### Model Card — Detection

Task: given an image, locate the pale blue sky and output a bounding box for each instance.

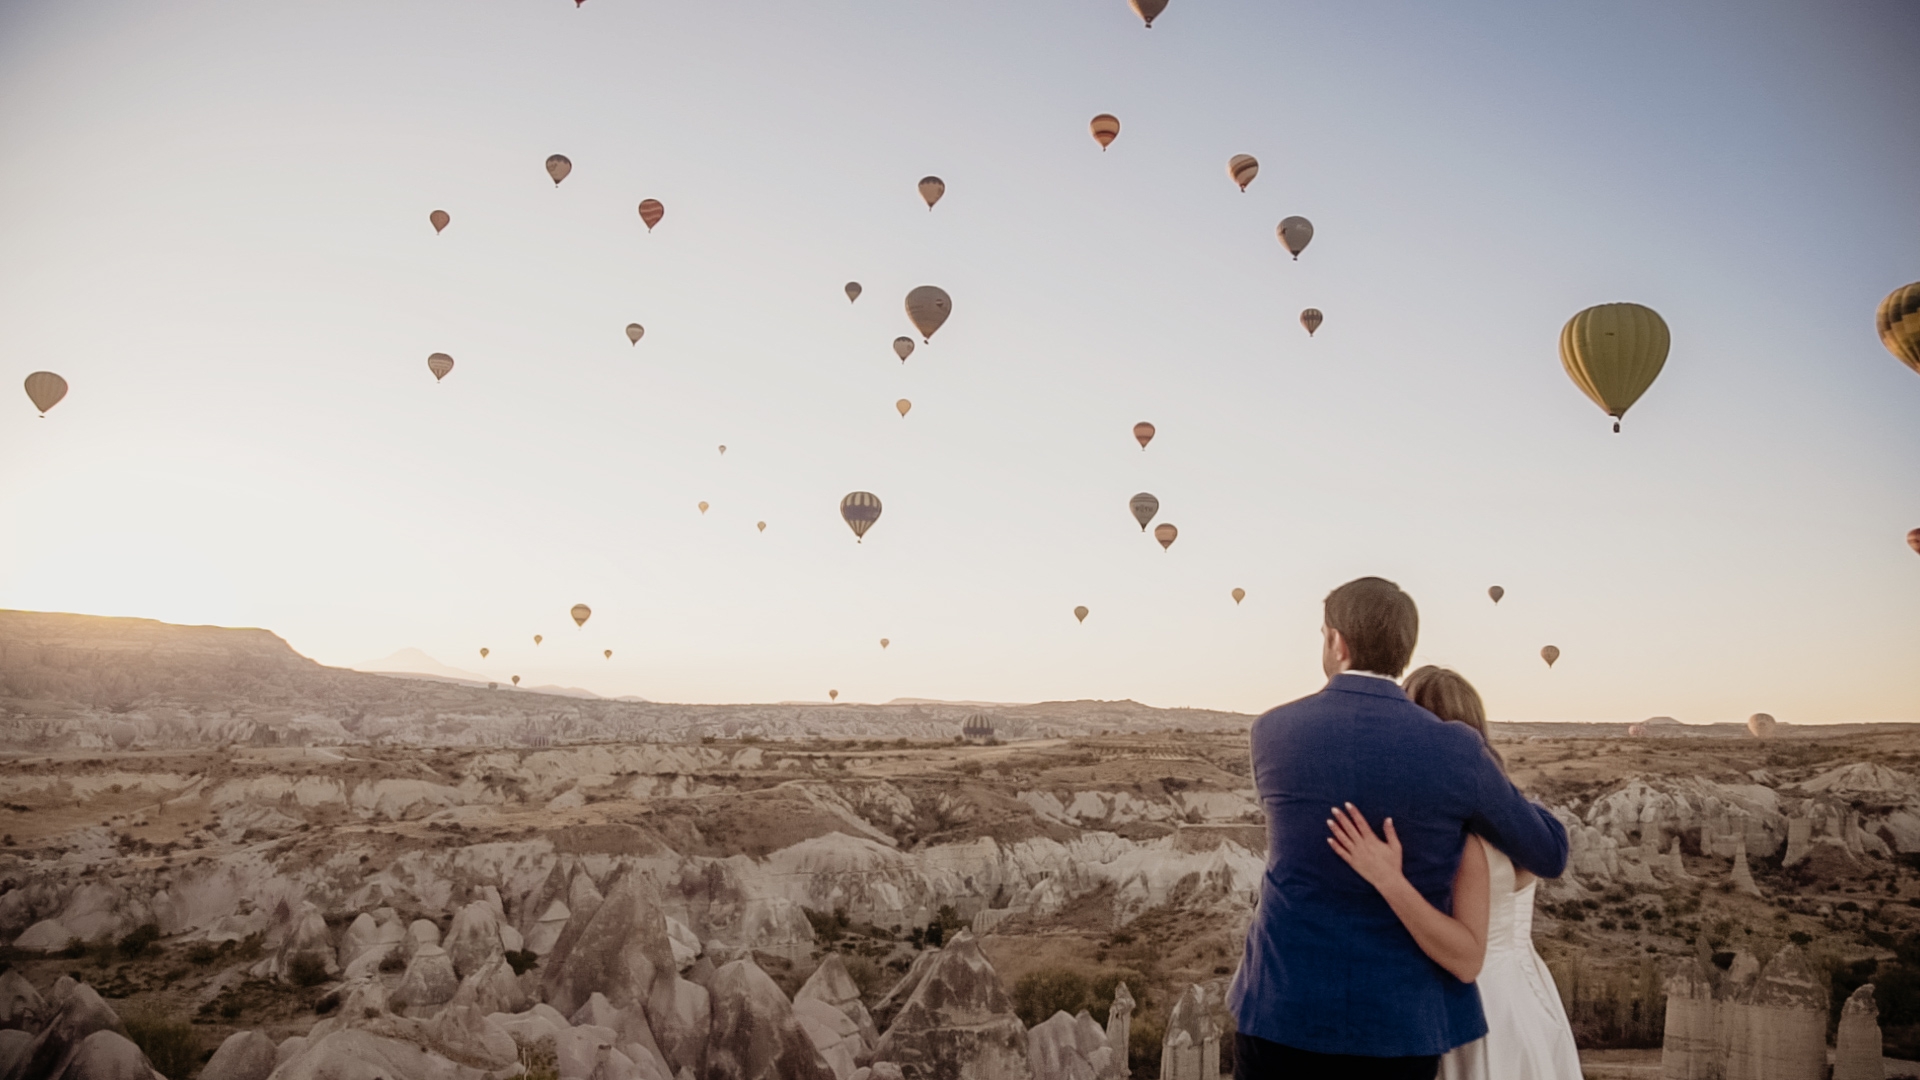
[1,1,1916,720]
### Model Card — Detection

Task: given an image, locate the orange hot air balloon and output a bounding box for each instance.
[1540,646,1560,668]
[638,199,664,231]
[24,372,68,415]
[571,604,591,627]
[841,491,882,542]
[1228,154,1258,191]
[1090,114,1120,150]
[1300,309,1323,337]
[1074,606,1089,623]
[430,210,450,233]
[533,635,543,645]
[1130,0,1168,27]
[427,353,454,381]
[698,502,709,514]
[1154,523,1178,550]
[546,155,572,185]
[1231,588,1246,605]
[846,282,862,303]
[1277,216,1314,259]
[512,675,521,686]
[893,337,915,363]
[480,647,490,659]
[1133,422,1155,449]
[627,324,644,345]
[918,176,945,209]
[828,689,839,701]
[879,638,890,649]
[757,521,767,532]
[604,649,613,659]
[896,399,912,417]
[905,286,952,341]
[1488,586,1505,604]
[1129,492,1159,531]
[1909,528,1920,555]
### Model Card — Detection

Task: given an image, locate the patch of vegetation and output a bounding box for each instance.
[504,949,540,975]
[185,943,219,966]
[379,950,407,974]
[288,952,331,987]
[1831,931,1920,1058]
[805,907,852,944]
[518,1036,560,1080]
[117,923,161,959]
[124,1011,201,1080]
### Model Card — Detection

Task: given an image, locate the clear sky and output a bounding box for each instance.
[1,1,1916,721]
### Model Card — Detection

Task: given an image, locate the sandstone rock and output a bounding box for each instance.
[870,948,941,1034]
[871,931,1031,1080]
[0,970,45,1031]
[705,959,835,1080]
[1160,986,1216,1080]
[396,944,460,1009]
[1747,944,1826,1079]
[1103,984,1132,1079]
[274,1036,307,1067]
[795,997,866,1080]
[0,1032,30,1080]
[797,953,880,1047]
[423,1005,517,1071]
[449,954,527,1015]
[268,1028,483,1080]
[55,1030,159,1080]
[647,976,711,1080]
[1730,837,1762,898]
[1835,983,1883,1080]
[200,1030,277,1080]
[14,919,77,952]
[666,917,701,971]
[7,981,126,1080]
[527,899,571,956]
[444,900,507,978]
[549,1021,621,1080]
[543,868,608,982]
[1028,1011,1102,1080]
[409,918,442,952]
[546,871,704,1076]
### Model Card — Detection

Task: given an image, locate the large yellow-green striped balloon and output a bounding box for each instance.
[1559,303,1670,433]
[1877,283,1920,376]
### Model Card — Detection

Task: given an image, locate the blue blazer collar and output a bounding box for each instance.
[1327,673,1408,699]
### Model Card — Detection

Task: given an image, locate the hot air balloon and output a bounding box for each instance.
[1300,309,1323,337]
[430,210,450,233]
[718,445,727,455]
[533,635,543,646]
[1129,0,1168,26]
[512,675,521,686]
[757,521,767,532]
[1559,303,1670,433]
[1228,155,1258,191]
[905,286,951,342]
[698,502,709,514]
[571,604,591,627]
[829,689,839,701]
[846,282,862,303]
[1277,216,1314,259]
[1074,606,1089,623]
[627,324,644,345]
[1540,646,1560,668]
[545,155,572,185]
[918,177,945,209]
[427,353,454,381]
[1747,713,1777,739]
[896,399,912,417]
[1129,492,1159,531]
[480,647,490,659]
[605,649,613,659]
[1231,588,1246,605]
[1876,283,1920,376]
[893,337,915,362]
[1488,586,1505,604]
[1909,528,1920,555]
[841,492,882,542]
[23,372,67,415]
[1133,422,1155,449]
[638,199,664,231]
[1090,114,1120,150]
[879,638,890,649]
[1154,523,1178,550]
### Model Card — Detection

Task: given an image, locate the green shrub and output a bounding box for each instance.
[1012,968,1089,1028]
[379,950,407,974]
[504,949,540,976]
[519,1036,560,1080]
[842,955,882,1004]
[287,953,330,987]
[185,943,219,966]
[124,1012,201,1079]
[118,923,161,958]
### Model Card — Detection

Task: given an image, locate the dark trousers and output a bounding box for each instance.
[1234,1032,1440,1080]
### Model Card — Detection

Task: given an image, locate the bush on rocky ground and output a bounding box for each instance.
[125,1010,202,1080]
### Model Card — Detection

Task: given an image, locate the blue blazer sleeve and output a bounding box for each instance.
[1463,745,1569,878]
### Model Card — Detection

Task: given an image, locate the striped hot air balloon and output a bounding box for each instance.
[430,210,450,233]
[840,491,882,542]
[1133,422,1155,449]
[427,353,454,381]
[1154,523,1178,550]
[1560,302,1670,433]
[1300,309,1324,337]
[23,372,67,415]
[918,177,945,209]
[638,199,664,231]
[1877,282,1920,376]
[1228,155,1258,191]
[1129,492,1159,531]
[1090,114,1120,150]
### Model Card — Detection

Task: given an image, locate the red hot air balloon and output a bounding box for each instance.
[1133,422,1155,449]
[638,199,664,231]
[1153,523,1178,550]
[1908,528,1920,555]
[430,210,450,233]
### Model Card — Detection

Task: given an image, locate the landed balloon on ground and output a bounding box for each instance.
[571,604,591,627]
[1074,606,1089,623]
[1133,422,1155,449]
[1559,302,1670,433]
[626,323,644,345]
[1129,492,1159,531]
[896,399,911,417]
[1877,282,1920,376]
[427,353,454,381]
[1540,645,1560,668]
[893,337,915,362]
[1277,216,1314,259]
[841,491,882,542]
[637,199,664,232]
[845,282,862,303]
[1300,309,1323,337]
[918,177,945,209]
[1154,523,1178,550]
[430,210,450,233]
[905,286,952,341]
[1129,0,1168,27]
[1488,586,1504,604]
[1747,713,1777,739]
[1090,114,1120,150]
[23,372,67,415]
[545,155,572,185]
[1228,155,1258,191]
[1232,588,1246,605]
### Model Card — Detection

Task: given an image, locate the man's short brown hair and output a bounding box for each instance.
[1324,577,1419,677]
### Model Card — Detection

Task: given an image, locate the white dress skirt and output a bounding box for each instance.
[1439,843,1584,1080]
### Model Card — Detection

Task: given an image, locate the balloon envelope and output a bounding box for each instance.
[841,491,882,541]
[1129,492,1159,530]
[845,282,862,303]
[512,675,520,685]
[905,286,952,341]
[1231,587,1246,605]
[638,199,664,231]
[571,604,591,627]
[829,689,838,701]
[1129,0,1168,26]
[23,371,67,415]
[427,353,454,381]
[1747,713,1777,739]
[918,176,945,209]
[698,501,709,514]
[1228,154,1258,191]
[1154,523,1178,550]
[1074,606,1089,623]
[879,638,889,649]
[533,635,543,645]
[627,324,644,344]
[1277,216,1314,259]
[1488,586,1504,604]
[545,155,572,185]
[1876,282,1920,376]
[1090,114,1120,149]
[1300,309,1323,337]
[893,337,915,362]
[718,445,726,455]
[605,650,613,659]
[896,399,912,417]
[1133,422,1155,449]
[757,521,767,532]
[480,648,489,658]
[1909,528,1920,555]
[1540,645,1560,668]
[1559,302,1670,432]
[430,210,450,233]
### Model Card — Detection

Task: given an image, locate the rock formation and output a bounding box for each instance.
[798,953,881,1048]
[871,932,1032,1080]
[200,1030,278,1080]
[1658,945,1827,1080]
[1833,984,1883,1080]
[1026,1010,1115,1080]
[1158,986,1216,1080]
[1728,837,1762,899]
[705,959,836,1080]
[1103,984,1132,1079]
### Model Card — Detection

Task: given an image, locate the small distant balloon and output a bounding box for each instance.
[545,154,572,186]
[479,647,490,659]
[1090,114,1120,150]
[627,324,645,345]
[1877,282,1920,376]
[718,445,727,456]
[846,282,862,304]
[1540,645,1560,668]
[1747,712,1777,739]
[533,635,543,646]
[604,649,613,660]
[1129,492,1159,531]
[1909,528,1920,555]
[1129,0,1168,26]
[430,210,450,233]
[1300,309,1323,337]
[698,501,710,514]
[427,353,454,382]
[1133,422,1155,449]
[24,372,67,415]
[905,286,952,341]
[879,638,890,650]
[893,337,915,363]
[896,399,912,417]
[1228,154,1258,191]
[637,199,664,232]
[1153,523,1178,550]
[756,521,767,532]
[571,604,591,627]
[841,491,882,542]
[918,176,945,210]
[828,689,839,701]
[1074,606,1089,623]
[1232,587,1246,605]
[1488,586,1505,604]
[1277,216,1314,259]
[512,675,521,686]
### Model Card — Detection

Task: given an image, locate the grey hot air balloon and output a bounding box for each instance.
[1228,155,1258,191]
[427,353,454,382]
[1540,645,1560,668]
[841,491,882,542]
[1074,606,1089,623]
[845,282,862,303]
[627,324,645,345]
[1129,0,1168,26]
[1129,493,1159,531]
[918,177,945,209]
[546,155,572,185]
[893,337,915,363]
[905,286,951,342]
[1488,586,1504,604]
[430,210,450,233]
[24,372,67,415]
[1277,216,1314,259]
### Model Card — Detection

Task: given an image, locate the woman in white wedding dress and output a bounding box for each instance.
[1326,666,1583,1080]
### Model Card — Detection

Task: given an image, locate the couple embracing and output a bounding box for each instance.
[1228,577,1581,1080]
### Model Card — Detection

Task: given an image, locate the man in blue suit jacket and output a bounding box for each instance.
[1228,577,1568,1079]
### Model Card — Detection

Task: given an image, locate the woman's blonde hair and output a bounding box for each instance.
[1403,665,1503,770]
